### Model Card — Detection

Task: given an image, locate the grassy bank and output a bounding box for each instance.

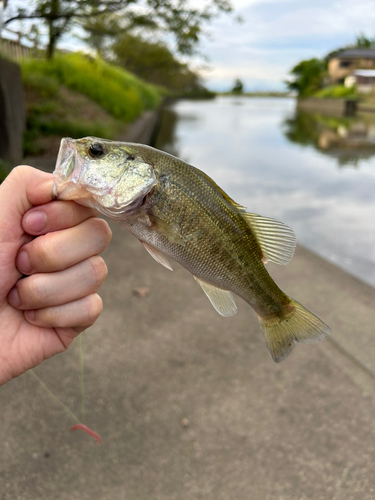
[21,53,161,156]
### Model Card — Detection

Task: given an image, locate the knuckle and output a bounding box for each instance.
[87,256,108,285]
[89,218,112,249]
[26,276,48,305]
[32,234,60,270]
[12,165,32,177]
[84,294,103,325]
[34,306,55,327]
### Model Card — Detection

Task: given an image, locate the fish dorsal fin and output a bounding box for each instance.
[242,213,296,265]
[192,166,246,211]
[193,276,237,317]
[141,241,173,271]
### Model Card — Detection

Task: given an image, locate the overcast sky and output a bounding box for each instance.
[4,0,375,92]
[198,0,375,91]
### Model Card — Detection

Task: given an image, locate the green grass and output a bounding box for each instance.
[21,53,161,122]
[20,53,162,155]
[314,85,358,99]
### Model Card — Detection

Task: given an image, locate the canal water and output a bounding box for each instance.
[154,96,375,288]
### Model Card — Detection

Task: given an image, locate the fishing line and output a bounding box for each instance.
[28,336,102,444]
[78,335,86,424]
[29,368,80,424]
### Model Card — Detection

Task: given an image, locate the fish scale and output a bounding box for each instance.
[148,163,280,311]
[53,137,331,363]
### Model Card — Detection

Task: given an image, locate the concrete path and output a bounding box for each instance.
[1,120,375,499]
[1,217,375,500]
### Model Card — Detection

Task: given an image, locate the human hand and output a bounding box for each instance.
[0,166,112,386]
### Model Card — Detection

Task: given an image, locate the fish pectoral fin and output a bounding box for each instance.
[193,276,237,317]
[148,214,185,246]
[141,241,173,271]
[241,212,296,265]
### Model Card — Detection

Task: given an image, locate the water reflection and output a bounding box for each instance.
[283,109,375,167]
[153,97,375,288]
[154,106,180,158]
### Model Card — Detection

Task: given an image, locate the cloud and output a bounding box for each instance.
[198,0,375,90]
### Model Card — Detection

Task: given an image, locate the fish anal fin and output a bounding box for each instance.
[193,276,237,317]
[141,241,173,271]
[258,298,331,363]
[242,213,296,266]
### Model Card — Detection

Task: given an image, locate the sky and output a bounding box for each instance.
[3,0,375,92]
[195,0,375,91]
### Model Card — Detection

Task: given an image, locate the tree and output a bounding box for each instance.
[112,32,203,93]
[81,11,158,58]
[231,78,243,93]
[354,33,375,49]
[286,58,327,97]
[4,0,233,59]
[0,0,8,36]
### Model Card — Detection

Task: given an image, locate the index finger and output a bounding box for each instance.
[22,201,99,236]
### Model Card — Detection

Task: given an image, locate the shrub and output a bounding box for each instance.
[21,69,59,98]
[314,85,358,99]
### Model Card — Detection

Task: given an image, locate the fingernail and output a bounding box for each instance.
[17,250,31,275]
[25,310,35,321]
[24,210,46,234]
[8,287,21,307]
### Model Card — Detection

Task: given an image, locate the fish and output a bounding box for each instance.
[53,137,331,363]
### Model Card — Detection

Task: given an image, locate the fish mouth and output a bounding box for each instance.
[53,137,90,203]
[53,137,157,215]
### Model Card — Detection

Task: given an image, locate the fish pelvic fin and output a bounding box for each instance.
[258,298,331,363]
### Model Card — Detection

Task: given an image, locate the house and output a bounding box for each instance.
[328,49,375,84]
[345,69,375,93]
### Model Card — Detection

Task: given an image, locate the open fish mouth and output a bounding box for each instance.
[52,137,89,202]
[53,137,158,214]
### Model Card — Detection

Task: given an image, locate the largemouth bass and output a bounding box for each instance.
[53,137,330,362]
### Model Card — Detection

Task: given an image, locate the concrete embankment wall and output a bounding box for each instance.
[297,97,357,116]
[0,58,25,165]
[116,109,160,145]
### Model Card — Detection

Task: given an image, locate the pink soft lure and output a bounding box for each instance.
[71,424,102,444]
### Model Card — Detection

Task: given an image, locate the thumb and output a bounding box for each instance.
[0,166,54,302]
[0,166,54,242]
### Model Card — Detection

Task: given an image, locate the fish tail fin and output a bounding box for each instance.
[258,298,331,363]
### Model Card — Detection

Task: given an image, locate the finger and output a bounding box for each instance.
[22,201,98,236]
[24,293,103,329]
[16,217,112,275]
[8,256,108,310]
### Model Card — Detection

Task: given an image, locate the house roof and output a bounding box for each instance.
[329,49,375,60]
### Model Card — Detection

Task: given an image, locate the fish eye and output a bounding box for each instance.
[88,143,105,159]
[128,154,135,161]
